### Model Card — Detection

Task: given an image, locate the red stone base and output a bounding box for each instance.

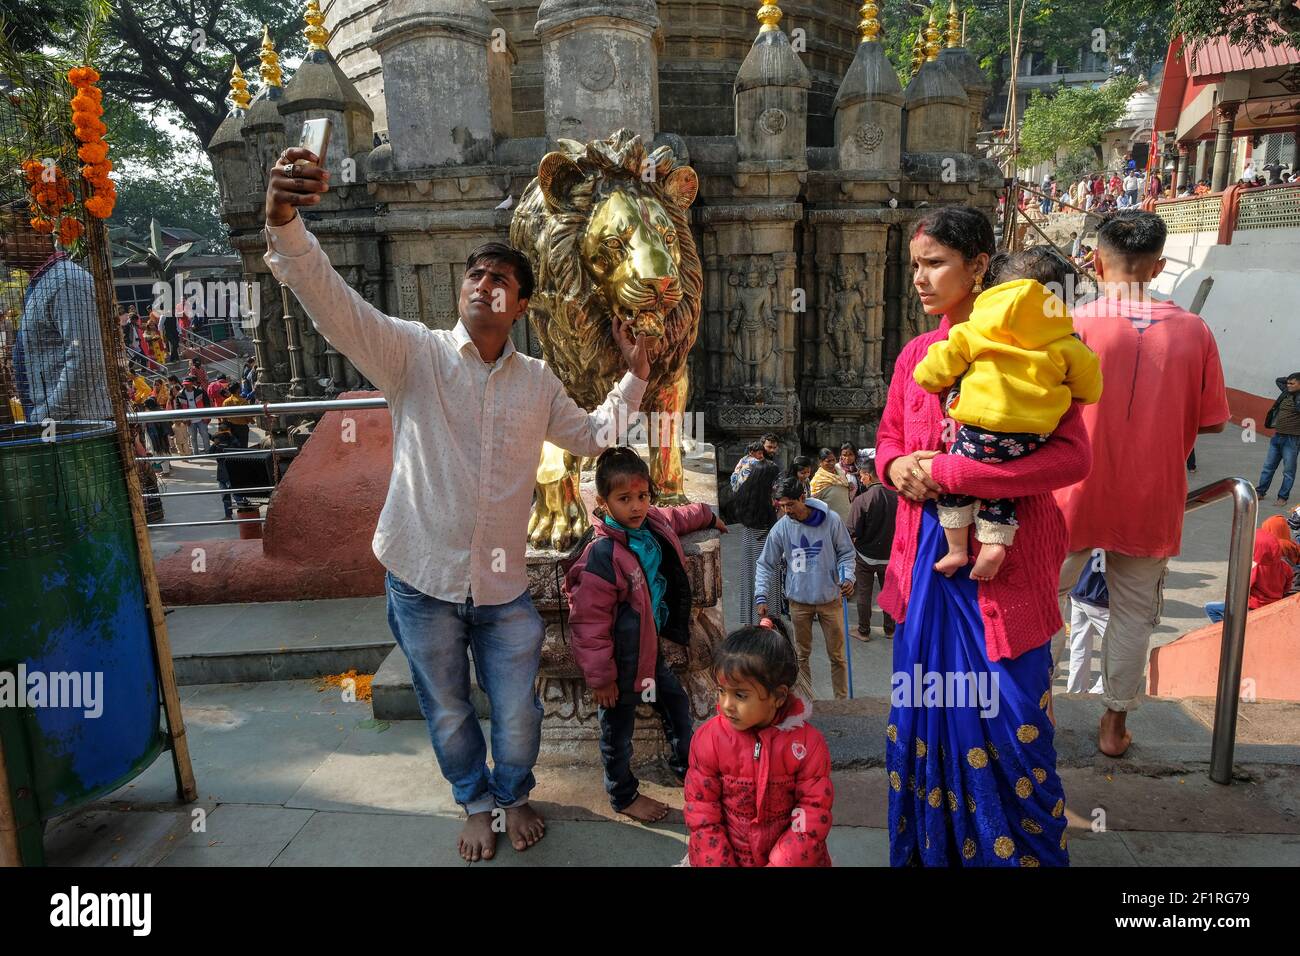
[1148,593,1300,702]
[156,391,390,605]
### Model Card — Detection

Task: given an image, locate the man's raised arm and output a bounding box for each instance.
[262,147,424,395]
[544,315,652,457]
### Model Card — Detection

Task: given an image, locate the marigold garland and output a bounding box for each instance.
[21,158,73,235]
[67,64,116,220]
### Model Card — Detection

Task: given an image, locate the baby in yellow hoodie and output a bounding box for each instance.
[913,247,1103,581]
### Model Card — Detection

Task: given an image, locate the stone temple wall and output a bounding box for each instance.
[211,0,1001,486]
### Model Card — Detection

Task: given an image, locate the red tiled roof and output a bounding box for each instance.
[1184,33,1300,78]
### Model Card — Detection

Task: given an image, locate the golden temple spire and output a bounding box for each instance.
[924,10,941,62]
[259,25,282,88]
[858,1,880,44]
[757,2,782,33]
[946,0,960,48]
[910,32,924,76]
[229,62,251,110]
[304,0,330,52]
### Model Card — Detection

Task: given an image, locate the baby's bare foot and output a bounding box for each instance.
[970,543,1007,581]
[933,549,968,577]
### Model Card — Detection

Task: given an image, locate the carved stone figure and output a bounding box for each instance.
[826,263,868,386]
[510,129,702,550]
[728,258,779,399]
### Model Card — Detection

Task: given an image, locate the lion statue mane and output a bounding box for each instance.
[510,129,703,550]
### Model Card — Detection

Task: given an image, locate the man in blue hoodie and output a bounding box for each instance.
[755,475,856,698]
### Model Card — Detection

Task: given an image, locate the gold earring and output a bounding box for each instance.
[972,278,983,294]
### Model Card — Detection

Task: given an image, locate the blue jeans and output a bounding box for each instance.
[1205,601,1225,623]
[1258,432,1300,501]
[385,572,545,815]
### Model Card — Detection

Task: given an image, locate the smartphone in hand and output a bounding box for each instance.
[298,117,331,169]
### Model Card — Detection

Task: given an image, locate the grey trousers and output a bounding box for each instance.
[1054,549,1168,711]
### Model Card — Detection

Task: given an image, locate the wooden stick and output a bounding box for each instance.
[85,215,198,803]
[0,731,21,866]
[1013,203,1077,258]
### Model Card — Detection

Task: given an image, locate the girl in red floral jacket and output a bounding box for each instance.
[565,447,725,823]
[684,625,834,866]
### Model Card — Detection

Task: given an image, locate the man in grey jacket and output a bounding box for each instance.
[3,200,111,425]
[755,475,856,698]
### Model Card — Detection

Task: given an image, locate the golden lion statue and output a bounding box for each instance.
[511,129,702,550]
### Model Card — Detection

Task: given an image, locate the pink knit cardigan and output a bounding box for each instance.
[875,318,1093,661]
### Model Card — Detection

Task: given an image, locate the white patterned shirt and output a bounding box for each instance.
[264,215,646,605]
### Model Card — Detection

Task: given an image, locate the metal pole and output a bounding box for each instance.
[128,396,389,423]
[1184,477,1258,784]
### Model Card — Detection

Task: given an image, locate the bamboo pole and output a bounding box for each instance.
[84,201,197,804]
[1004,0,1029,178]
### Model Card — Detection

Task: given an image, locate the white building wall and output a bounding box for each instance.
[1152,225,1300,406]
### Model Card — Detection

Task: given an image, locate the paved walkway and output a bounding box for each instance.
[44,680,1300,867]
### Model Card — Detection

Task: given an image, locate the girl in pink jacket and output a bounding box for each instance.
[684,625,834,866]
[564,447,725,822]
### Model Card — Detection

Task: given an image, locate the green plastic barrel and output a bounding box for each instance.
[0,421,166,861]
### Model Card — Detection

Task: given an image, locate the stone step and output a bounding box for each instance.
[164,598,394,685]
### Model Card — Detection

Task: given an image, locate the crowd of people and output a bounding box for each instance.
[117,301,192,365]
[725,435,901,702]
[122,348,259,519]
[1028,163,1162,217]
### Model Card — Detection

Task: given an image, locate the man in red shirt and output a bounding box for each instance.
[1054,211,1230,757]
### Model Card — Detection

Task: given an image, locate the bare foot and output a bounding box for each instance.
[970,542,1006,581]
[458,811,497,862]
[619,793,670,823]
[933,549,969,577]
[1098,709,1132,757]
[504,803,546,851]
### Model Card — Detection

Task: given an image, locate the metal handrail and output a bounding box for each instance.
[128,395,388,424]
[129,397,384,532]
[125,345,168,374]
[1184,477,1258,785]
[179,326,242,377]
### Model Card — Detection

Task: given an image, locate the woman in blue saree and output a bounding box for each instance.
[875,207,1092,866]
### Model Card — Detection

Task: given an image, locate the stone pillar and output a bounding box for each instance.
[535,0,659,146]
[936,3,991,154]
[804,212,890,451]
[832,3,902,178]
[1211,102,1239,192]
[902,14,968,156]
[1176,143,1190,192]
[207,64,258,220]
[369,0,514,172]
[734,3,810,166]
